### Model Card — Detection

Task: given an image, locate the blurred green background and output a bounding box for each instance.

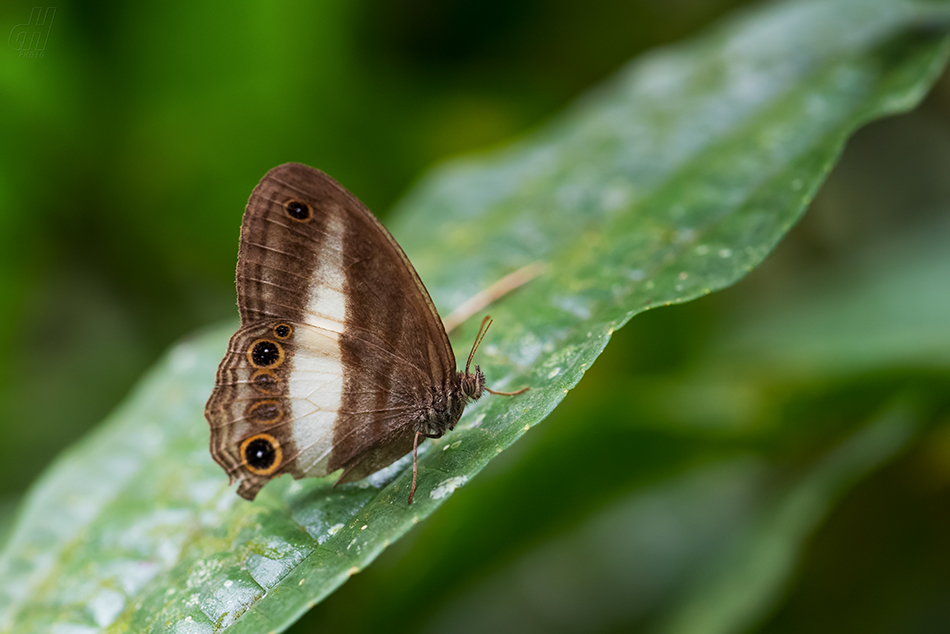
[2,1,949,632]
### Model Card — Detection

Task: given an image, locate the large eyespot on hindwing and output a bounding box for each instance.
[247,339,284,369]
[284,199,312,222]
[245,399,283,426]
[240,433,282,476]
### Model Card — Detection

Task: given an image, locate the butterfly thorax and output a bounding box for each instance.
[418,366,485,438]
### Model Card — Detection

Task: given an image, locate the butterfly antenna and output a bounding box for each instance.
[465,315,493,374]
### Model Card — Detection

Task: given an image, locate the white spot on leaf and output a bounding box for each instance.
[429,476,469,500]
[88,589,125,627]
[171,615,213,634]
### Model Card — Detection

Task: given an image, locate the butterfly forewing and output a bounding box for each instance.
[205,163,457,500]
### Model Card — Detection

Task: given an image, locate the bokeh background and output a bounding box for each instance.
[2,1,950,632]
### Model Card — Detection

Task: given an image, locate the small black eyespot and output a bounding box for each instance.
[252,370,282,394]
[285,199,312,221]
[247,400,282,425]
[274,324,292,339]
[245,437,277,470]
[250,339,282,367]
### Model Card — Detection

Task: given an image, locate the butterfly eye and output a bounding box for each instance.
[247,339,284,368]
[245,399,283,425]
[273,324,292,339]
[284,199,312,222]
[251,369,283,395]
[240,434,282,475]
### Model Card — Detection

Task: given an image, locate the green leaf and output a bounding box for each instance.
[2,1,948,632]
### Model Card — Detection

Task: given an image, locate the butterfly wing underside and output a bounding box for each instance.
[205,163,456,500]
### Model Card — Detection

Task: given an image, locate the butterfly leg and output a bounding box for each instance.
[407,429,450,505]
[486,386,529,396]
[407,431,423,505]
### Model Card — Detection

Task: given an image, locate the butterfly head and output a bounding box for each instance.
[459,366,486,402]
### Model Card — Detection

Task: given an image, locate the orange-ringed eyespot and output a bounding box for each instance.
[273,323,292,339]
[240,434,282,475]
[284,199,312,222]
[247,339,284,368]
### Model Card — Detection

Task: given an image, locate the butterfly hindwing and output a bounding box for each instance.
[205,320,317,499]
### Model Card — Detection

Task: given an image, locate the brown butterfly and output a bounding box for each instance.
[205,163,526,504]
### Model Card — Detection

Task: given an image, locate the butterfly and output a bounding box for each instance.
[205,163,527,504]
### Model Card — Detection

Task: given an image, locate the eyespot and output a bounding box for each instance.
[247,339,284,368]
[246,399,283,425]
[273,324,292,339]
[284,199,312,222]
[240,433,282,476]
[251,369,282,395]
